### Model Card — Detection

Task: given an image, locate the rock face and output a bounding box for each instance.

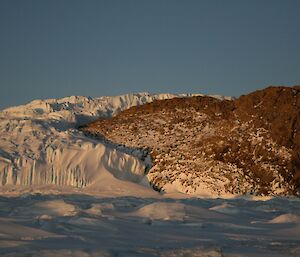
[81,86,300,196]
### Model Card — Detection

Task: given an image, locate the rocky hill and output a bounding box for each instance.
[81,86,300,196]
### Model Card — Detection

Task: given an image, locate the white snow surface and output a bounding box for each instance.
[0,195,299,256]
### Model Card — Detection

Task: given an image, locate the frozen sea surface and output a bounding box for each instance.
[0,194,299,257]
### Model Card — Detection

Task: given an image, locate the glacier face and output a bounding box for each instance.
[0,93,184,189]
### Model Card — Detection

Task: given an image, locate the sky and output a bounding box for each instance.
[0,0,300,109]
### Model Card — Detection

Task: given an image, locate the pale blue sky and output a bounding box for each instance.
[1,0,300,109]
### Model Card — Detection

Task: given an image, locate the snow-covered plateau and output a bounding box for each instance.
[0,92,299,256]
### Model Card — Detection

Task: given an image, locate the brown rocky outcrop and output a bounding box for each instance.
[80,86,300,196]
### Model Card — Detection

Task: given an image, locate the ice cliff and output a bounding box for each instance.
[0,93,186,188]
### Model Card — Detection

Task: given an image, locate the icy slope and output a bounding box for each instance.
[0,93,185,189]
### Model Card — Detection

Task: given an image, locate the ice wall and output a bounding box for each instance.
[0,93,182,188]
[0,141,146,187]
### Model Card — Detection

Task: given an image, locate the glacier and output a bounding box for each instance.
[0,93,188,189]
